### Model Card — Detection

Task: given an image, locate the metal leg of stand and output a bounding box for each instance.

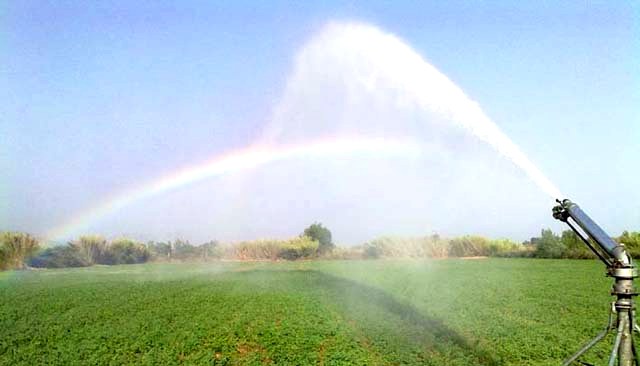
[563,305,615,366]
[620,311,635,366]
[632,328,639,366]
[630,311,639,366]
[562,328,611,366]
[609,315,626,366]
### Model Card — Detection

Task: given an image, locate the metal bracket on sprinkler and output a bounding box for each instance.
[553,199,639,366]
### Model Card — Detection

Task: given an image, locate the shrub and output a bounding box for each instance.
[146,239,217,261]
[107,239,150,264]
[363,236,431,258]
[448,236,491,257]
[225,236,319,260]
[359,235,526,259]
[0,232,40,270]
[172,239,199,260]
[29,245,91,268]
[485,239,520,257]
[278,236,319,260]
[322,246,365,260]
[200,241,223,260]
[30,237,150,268]
[422,234,450,258]
[69,235,108,265]
[363,242,383,259]
[148,241,172,260]
[230,239,282,260]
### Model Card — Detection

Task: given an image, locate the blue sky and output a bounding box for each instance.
[1,1,638,243]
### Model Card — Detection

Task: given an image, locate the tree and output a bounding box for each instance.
[618,231,640,248]
[560,230,582,250]
[303,223,334,254]
[200,240,221,260]
[618,231,640,257]
[534,229,564,258]
[560,230,593,259]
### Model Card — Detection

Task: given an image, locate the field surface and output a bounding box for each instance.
[0,259,618,365]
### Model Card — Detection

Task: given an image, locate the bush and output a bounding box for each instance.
[278,236,319,260]
[448,236,491,257]
[230,239,282,260]
[322,246,365,260]
[106,239,150,264]
[363,242,383,259]
[69,235,108,265]
[0,232,40,270]
[486,239,523,257]
[29,245,91,268]
[148,241,172,260]
[360,234,523,259]
[171,240,198,260]
[146,239,218,261]
[422,234,450,258]
[362,236,435,258]
[200,241,223,260]
[225,236,319,260]
[30,237,150,268]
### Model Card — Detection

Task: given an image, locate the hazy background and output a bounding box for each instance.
[1,1,638,244]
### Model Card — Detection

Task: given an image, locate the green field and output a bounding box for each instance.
[0,259,619,365]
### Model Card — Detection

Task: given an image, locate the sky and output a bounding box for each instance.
[1,1,638,244]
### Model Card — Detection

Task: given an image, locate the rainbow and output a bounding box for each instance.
[45,136,422,242]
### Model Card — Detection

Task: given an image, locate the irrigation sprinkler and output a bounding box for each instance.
[553,199,638,366]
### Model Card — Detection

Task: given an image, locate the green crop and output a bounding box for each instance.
[0,259,617,365]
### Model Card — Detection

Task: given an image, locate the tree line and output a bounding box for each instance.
[0,223,335,270]
[528,229,640,259]
[1,225,639,270]
[355,230,640,260]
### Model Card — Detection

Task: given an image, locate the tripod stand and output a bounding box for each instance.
[563,268,639,366]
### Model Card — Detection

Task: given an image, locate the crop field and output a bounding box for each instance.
[0,259,618,365]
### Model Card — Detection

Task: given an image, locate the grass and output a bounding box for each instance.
[0,259,619,365]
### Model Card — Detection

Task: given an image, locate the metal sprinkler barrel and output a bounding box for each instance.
[553,199,638,366]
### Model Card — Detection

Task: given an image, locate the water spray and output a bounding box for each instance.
[553,199,638,366]
[48,22,566,242]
